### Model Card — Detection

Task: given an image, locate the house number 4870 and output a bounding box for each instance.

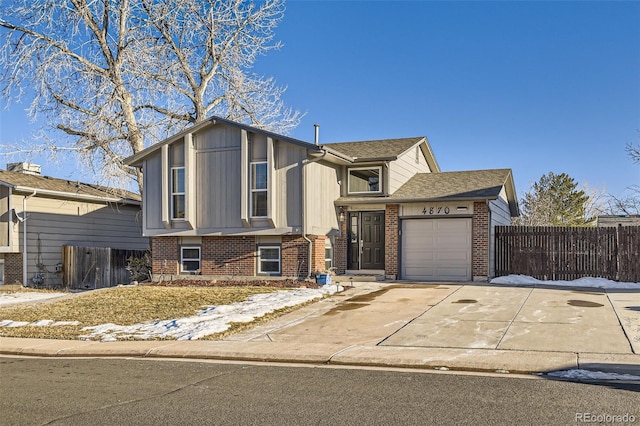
[422,206,450,215]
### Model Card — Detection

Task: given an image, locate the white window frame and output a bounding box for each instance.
[171,167,185,220]
[250,161,268,218]
[347,166,382,194]
[257,245,281,275]
[324,239,333,272]
[180,246,200,273]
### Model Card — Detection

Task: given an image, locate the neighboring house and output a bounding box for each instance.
[124,116,519,282]
[0,163,149,287]
[596,215,640,227]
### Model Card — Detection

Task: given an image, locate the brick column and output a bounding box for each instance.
[385,204,399,278]
[281,235,309,277]
[472,202,489,281]
[311,235,327,274]
[151,237,179,276]
[334,214,348,275]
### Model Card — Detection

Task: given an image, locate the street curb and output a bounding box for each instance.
[2,337,639,376]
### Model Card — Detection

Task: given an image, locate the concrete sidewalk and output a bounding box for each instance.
[1,282,639,376]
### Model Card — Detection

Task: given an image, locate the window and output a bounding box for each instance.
[171,167,185,219]
[258,246,280,274]
[251,162,268,217]
[0,259,4,285]
[325,240,333,272]
[348,167,381,194]
[180,246,200,273]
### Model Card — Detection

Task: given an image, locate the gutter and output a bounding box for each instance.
[22,191,37,287]
[301,149,328,279]
[13,186,140,206]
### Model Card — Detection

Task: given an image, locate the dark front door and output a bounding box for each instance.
[348,211,385,270]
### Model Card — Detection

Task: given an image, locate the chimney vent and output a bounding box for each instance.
[6,162,41,176]
[314,124,320,146]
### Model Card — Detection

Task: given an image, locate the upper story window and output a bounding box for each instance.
[171,167,185,219]
[251,162,268,217]
[348,166,382,194]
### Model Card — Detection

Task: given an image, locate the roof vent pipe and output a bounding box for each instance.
[314,124,319,146]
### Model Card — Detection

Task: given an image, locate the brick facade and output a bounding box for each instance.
[1,253,23,285]
[151,234,327,279]
[201,236,256,276]
[334,215,348,275]
[384,204,399,278]
[472,201,490,280]
[151,236,179,275]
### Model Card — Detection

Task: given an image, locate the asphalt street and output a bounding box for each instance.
[1,357,638,426]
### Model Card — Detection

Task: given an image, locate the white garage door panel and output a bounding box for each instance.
[401,218,472,281]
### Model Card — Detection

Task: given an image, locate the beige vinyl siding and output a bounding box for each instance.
[305,161,341,235]
[143,153,164,231]
[389,143,432,194]
[489,187,512,278]
[196,124,241,150]
[274,142,305,230]
[0,185,10,248]
[14,195,147,287]
[196,148,243,229]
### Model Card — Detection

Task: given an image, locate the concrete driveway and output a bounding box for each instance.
[229,282,640,355]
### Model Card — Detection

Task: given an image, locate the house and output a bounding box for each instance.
[596,215,640,227]
[0,163,149,287]
[124,116,519,282]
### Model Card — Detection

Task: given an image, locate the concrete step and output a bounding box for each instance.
[334,275,385,283]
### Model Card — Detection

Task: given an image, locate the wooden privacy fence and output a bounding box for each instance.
[62,246,148,289]
[495,226,640,282]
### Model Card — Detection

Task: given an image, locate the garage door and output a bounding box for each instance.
[401,218,472,281]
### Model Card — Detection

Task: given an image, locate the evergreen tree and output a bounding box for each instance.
[515,172,594,226]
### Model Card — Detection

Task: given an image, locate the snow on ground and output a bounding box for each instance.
[546,369,640,381]
[79,285,343,342]
[490,275,639,289]
[0,291,67,306]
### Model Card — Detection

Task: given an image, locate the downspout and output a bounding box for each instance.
[301,148,327,279]
[22,191,37,287]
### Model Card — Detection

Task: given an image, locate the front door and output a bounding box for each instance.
[348,211,385,270]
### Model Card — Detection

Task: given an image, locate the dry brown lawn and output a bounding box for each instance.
[0,286,305,340]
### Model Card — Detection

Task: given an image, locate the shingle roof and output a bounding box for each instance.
[323,137,425,160]
[0,170,140,203]
[390,169,513,201]
[335,169,514,205]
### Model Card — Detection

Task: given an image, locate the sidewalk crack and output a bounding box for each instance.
[495,286,535,350]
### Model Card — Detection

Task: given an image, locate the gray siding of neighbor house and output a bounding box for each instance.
[489,187,512,278]
[143,153,164,231]
[305,160,341,236]
[389,144,432,194]
[15,195,147,287]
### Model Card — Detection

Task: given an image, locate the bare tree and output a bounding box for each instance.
[0,0,300,192]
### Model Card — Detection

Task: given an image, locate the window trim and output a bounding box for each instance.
[257,245,281,275]
[324,239,333,272]
[347,166,383,194]
[171,166,185,220]
[180,246,201,273]
[250,161,268,218]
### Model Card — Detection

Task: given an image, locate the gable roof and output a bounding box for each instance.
[322,137,440,171]
[0,170,140,204]
[336,168,519,216]
[125,115,321,167]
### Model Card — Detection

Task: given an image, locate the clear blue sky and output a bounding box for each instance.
[1,0,639,200]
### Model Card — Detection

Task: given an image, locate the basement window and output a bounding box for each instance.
[180,246,200,273]
[258,246,280,275]
[348,167,381,194]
